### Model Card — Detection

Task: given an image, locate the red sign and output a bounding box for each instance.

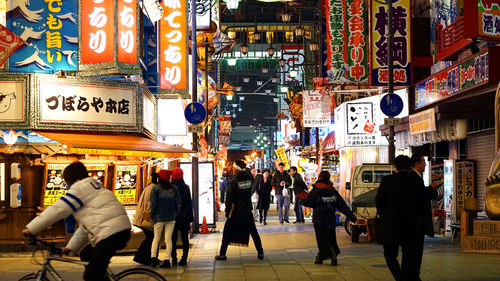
[160,0,188,90]
[0,24,23,66]
[118,0,137,64]
[81,0,114,64]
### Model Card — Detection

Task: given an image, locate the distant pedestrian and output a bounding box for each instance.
[215,160,264,261]
[133,172,159,265]
[290,166,307,223]
[271,163,292,224]
[170,168,194,267]
[150,170,181,268]
[220,174,228,203]
[304,171,357,265]
[251,168,260,221]
[254,168,272,225]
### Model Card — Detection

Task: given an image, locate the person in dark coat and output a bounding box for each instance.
[215,160,264,261]
[408,154,439,280]
[271,163,293,224]
[304,171,357,266]
[290,166,307,223]
[170,168,194,267]
[254,168,272,225]
[376,155,415,280]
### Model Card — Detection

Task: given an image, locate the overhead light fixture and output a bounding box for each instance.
[253,32,261,41]
[262,67,269,74]
[226,111,231,115]
[267,44,276,57]
[243,77,250,83]
[289,70,298,78]
[295,25,304,37]
[265,89,271,94]
[273,97,279,103]
[272,77,280,83]
[281,11,292,23]
[232,114,236,118]
[227,58,237,66]
[235,86,242,91]
[240,43,249,55]
[257,80,263,86]
[232,104,238,108]
[279,58,286,68]
[238,108,242,112]
[280,86,288,93]
[254,139,257,143]
[240,96,245,101]
[226,95,233,101]
[254,129,258,133]
[309,41,319,52]
[226,0,239,10]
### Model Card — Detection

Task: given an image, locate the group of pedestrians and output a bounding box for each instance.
[133,168,194,269]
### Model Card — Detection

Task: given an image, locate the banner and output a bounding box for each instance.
[370,0,412,85]
[7,0,78,73]
[325,0,369,83]
[216,145,228,160]
[302,90,332,128]
[0,24,23,67]
[275,147,290,170]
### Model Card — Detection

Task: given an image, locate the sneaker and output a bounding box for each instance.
[171,257,177,266]
[160,260,171,268]
[215,255,227,260]
[331,256,338,266]
[150,257,160,267]
[178,258,187,266]
[258,253,264,260]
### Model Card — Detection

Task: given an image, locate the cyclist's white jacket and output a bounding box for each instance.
[27,177,131,251]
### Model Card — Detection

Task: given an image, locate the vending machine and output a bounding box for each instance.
[443,160,475,230]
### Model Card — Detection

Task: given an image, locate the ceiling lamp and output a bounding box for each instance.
[243,77,250,83]
[226,0,239,10]
[235,86,242,91]
[226,95,233,101]
[262,67,269,74]
[289,70,298,78]
[295,25,305,37]
[227,58,237,66]
[253,32,261,41]
[281,11,292,23]
[309,40,319,52]
[240,43,249,55]
[278,58,286,68]
[267,44,276,57]
[271,77,279,83]
[256,80,263,86]
[232,114,236,118]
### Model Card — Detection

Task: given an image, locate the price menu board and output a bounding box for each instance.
[43,163,69,206]
[86,164,107,185]
[114,165,139,205]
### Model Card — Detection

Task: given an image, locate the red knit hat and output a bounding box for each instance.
[158,169,172,181]
[171,168,183,180]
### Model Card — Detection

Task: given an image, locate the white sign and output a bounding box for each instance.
[0,81,24,122]
[303,90,332,127]
[40,80,135,125]
[158,99,187,136]
[141,0,164,22]
[180,162,215,226]
[335,89,408,148]
[143,90,156,134]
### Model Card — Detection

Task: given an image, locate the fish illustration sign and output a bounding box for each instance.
[0,80,24,122]
[7,0,78,73]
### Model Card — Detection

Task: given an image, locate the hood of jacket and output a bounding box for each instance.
[235,169,253,182]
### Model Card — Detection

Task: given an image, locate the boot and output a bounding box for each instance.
[331,256,338,266]
[150,257,160,267]
[314,254,322,264]
[160,260,171,268]
[171,257,178,266]
[178,257,187,266]
[215,255,227,260]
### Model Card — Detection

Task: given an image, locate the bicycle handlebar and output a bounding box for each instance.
[25,234,62,255]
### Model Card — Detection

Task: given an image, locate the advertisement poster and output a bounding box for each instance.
[7,0,78,73]
[302,90,332,128]
[44,163,69,206]
[0,24,23,66]
[478,0,500,38]
[443,160,454,214]
[86,163,107,186]
[114,165,138,204]
[431,164,445,217]
[371,0,412,85]
[275,147,290,170]
[0,81,24,122]
[180,162,215,226]
[455,161,475,223]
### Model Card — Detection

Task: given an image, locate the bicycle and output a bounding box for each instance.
[19,235,166,281]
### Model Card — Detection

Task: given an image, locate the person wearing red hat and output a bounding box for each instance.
[150,169,180,268]
[170,167,194,266]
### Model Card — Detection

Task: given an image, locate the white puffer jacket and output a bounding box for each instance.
[27,177,131,252]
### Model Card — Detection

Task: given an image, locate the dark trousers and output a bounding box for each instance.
[314,226,340,261]
[294,199,304,222]
[258,208,268,223]
[383,235,423,281]
[171,221,190,260]
[80,229,130,281]
[133,227,154,265]
[220,213,263,256]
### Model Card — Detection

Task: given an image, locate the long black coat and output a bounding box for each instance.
[171,178,194,230]
[408,169,438,237]
[254,174,272,210]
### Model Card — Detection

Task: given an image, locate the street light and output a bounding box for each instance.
[309,41,319,52]
[278,58,286,68]
[243,77,250,83]
[267,44,276,57]
[253,32,261,41]
[289,70,298,78]
[240,43,249,55]
[227,58,237,66]
[281,11,292,23]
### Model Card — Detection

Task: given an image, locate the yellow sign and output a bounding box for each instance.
[409,108,436,135]
[44,190,67,206]
[115,189,136,204]
[275,147,290,170]
[69,148,164,158]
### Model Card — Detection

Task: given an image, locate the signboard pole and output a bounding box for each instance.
[191,0,200,235]
[387,0,396,163]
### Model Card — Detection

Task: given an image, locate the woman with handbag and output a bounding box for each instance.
[133,172,158,265]
[304,171,357,265]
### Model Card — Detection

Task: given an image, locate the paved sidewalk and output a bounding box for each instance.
[2,217,500,280]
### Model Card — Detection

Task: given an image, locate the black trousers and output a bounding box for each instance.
[314,226,340,261]
[80,229,130,281]
[133,227,154,264]
[220,212,263,255]
[258,208,268,223]
[171,221,190,260]
[383,234,424,281]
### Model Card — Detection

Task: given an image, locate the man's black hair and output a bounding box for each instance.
[410,153,424,168]
[289,166,297,172]
[394,155,411,171]
[63,161,89,187]
[279,162,285,167]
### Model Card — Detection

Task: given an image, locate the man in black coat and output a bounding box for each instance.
[290,166,307,223]
[376,155,414,280]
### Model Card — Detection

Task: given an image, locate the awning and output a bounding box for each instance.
[35,131,194,158]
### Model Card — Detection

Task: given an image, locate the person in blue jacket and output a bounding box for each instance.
[304,171,357,266]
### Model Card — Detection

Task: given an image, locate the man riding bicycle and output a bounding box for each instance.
[23,161,131,281]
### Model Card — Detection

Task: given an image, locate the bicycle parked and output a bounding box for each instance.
[19,235,166,281]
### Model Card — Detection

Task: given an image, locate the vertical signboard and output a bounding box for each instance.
[478,0,500,38]
[43,163,69,206]
[114,165,139,204]
[81,0,114,64]
[325,0,368,83]
[370,0,412,85]
[7,0,78,73]
[159,0,188,91]
[117,0,138,63]
[455,161,475,223]
[303,90,332,127]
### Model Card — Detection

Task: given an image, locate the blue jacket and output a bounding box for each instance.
[150,182,181,224]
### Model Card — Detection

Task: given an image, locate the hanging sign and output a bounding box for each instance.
[7,0,78,73]
[159,0,188,92]
[275,147,290,170]
[478,0,500,39]
[370,0,412,85]
[325,0,369,83]
[0,24,23,67]
[302,90,332,128]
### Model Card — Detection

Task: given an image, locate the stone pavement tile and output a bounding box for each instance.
[180,272,214,281]
[308,271,346,281]
[213,268,245,281]
[244,267,278,280]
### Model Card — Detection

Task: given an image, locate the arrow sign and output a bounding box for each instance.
[184,102,207,125]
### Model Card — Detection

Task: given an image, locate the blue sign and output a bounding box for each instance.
[7,0,78,73]
[380,93,404,117]
[184,102,206,125]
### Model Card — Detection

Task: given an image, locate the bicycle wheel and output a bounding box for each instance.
[112,267,166,281]
[18,273,49,281]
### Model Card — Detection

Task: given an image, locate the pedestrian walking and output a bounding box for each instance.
[170,167,194,266]
[376,155,415,280]
[271,163,292,224]
[255,168,272,225]
[150,169,181,268]
[215,160,264,261]
[23,161,131,281]
[133,172,159,265]
[251,168,260,221]
[290,166,307,223]
[304,171,357,265]
[220,173,228,203]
